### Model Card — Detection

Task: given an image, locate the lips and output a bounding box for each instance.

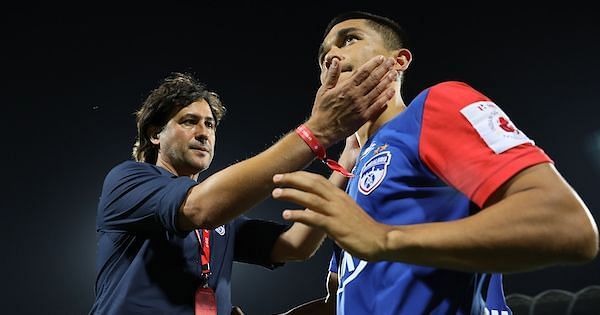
[190,146,210,154]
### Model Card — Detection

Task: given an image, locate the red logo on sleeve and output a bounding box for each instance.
[460,101,533,154]
[498,117,517,133]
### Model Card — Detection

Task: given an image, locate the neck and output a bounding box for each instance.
[355,86,407,147]
[155,156,199,180]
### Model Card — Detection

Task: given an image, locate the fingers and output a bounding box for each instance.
[346,57,395,121]
[352,56,395,91]
[350,55,386,86]
[322,58,341,89]
[272,171,339,215]
[364,69,397,99]
[273,171,332,199]
[361,86,394,121]
[272,186,327,211]
[282,209,328,229]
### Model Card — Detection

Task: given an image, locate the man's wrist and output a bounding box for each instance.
[296,123,354,178]
[303,119,335,148]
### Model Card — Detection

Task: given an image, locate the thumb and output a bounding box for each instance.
[345,133,359,149]
[323,58,341,89]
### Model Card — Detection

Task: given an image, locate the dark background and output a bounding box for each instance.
[2,2,599,314]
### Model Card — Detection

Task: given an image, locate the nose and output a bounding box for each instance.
[195,133,208,145]
[194,125,210,144]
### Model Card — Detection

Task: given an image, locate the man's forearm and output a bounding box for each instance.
[180,131,316,230]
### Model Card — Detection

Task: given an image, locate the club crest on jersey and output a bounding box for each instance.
[358,151,391,195]
[215,225,226,236]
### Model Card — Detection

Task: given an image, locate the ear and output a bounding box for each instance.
[393,48,412,72]
[148,126,162,145]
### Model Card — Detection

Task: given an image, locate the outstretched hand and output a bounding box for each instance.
[272,171,389,261]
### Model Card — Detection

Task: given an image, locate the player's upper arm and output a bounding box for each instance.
[419,81,552,208]
[484,162,598,262]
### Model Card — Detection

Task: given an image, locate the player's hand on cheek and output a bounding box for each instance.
[272,171,389,261]
[307,56,397,146]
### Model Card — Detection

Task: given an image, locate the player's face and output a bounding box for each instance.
[155,99,216,176]
[319,19,392,84]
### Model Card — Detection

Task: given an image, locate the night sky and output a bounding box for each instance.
[2,3,599,314]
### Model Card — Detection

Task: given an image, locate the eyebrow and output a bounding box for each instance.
[180,113,215,122]
[318,27,361,63]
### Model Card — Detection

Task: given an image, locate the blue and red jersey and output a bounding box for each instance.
[330,81,552,314]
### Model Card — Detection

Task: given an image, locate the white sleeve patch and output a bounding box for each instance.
[460,101,534,154]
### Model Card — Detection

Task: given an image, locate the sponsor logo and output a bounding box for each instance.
[460,101,533,154]
[498,116,517,133]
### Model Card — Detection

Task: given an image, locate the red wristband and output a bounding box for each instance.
[295,124,354,178]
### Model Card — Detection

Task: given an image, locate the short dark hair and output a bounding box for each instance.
[132,72,226,164]
[321,11,408,55]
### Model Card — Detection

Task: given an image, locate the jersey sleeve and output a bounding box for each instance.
[233,216,291,269]
[419,81,553,207]
[96,161,197,234]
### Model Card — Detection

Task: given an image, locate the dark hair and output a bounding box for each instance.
[132,72,226,164]
[323,11,409,51]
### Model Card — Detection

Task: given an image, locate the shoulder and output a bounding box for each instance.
[429,80,474,90]
[103,160,165,187]
[108,160,160,177]
[427,81,489,102]
[111,160,153,171]
[417,81,492,116]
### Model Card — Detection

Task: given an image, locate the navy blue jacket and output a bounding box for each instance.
[91,161,288,314]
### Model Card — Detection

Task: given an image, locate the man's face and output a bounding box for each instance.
[155,99,216,176]
[319,19,391,84]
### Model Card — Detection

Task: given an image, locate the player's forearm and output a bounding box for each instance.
[271,223,327,262]
[271,172,350,262]
[380,185,598,272]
